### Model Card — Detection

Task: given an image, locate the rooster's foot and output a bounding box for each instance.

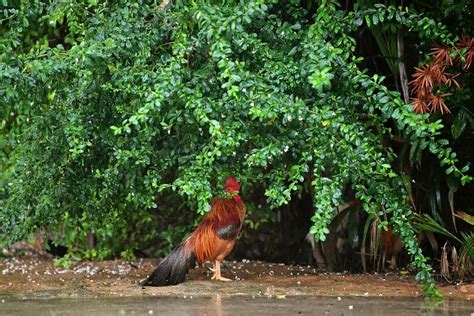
[211,275,232,282]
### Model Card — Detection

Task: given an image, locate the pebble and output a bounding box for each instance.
[349,305,353,310]
[148,310,154,314]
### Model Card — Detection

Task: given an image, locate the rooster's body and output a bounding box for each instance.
[141,177,246,286]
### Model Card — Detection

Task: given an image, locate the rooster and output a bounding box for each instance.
[381,224,402,270]
[141,177,246,286]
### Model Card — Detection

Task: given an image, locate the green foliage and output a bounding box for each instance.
[461,232,474,264]
[415,213,474,273]
[414,214,462,244]
[1,0,471,299]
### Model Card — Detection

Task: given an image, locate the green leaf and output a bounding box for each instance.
[446,166,454,175]
[451,111,467,139]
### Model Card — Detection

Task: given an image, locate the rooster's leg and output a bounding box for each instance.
[211,260,231,282]
[208,261,215,273]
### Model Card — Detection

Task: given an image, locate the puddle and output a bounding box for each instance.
[1,296,473,315]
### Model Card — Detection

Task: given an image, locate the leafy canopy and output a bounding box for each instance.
[1,0,471,298]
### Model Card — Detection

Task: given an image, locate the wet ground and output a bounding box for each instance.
[0,256,473,315]
[1,296,474,315]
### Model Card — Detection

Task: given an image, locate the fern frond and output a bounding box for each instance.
[460,232,474,263]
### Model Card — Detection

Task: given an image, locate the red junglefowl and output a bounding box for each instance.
[141,177,246,286]
[381,224,402,270]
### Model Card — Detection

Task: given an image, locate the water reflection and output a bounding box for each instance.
[0,296,472,315]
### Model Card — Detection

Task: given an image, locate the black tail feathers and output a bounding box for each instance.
[141,243,195,286]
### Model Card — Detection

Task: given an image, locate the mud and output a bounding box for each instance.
[0,256,472,302]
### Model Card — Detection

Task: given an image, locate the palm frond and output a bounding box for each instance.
[413,214,462,244]
[454,211,474,226]
[460,232,474,264]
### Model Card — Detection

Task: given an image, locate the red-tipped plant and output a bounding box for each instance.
[410,37,473,114]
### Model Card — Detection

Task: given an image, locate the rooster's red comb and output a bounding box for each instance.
[225,177,240,189]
